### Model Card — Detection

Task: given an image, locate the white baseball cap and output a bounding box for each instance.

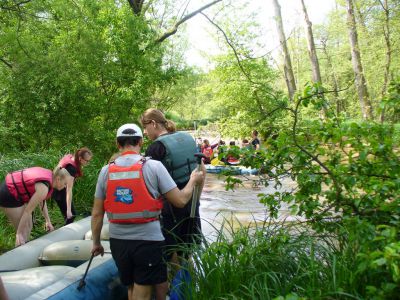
[116,123,143,138]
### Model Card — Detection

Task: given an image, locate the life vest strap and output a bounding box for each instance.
[106,210,161,220]
[10,170,31,202]
[169,159,197,171]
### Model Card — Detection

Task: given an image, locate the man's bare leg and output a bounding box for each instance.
[131,283,152,300]
[154,281,168,300]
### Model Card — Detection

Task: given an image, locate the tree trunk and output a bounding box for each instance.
[300,0,322,84]
[345,0,373,120]
[321,40,342,114]
[127,0,145,15]
[272,0,296,101]
[380,0,392,122]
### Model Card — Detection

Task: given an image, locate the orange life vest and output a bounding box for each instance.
[104,155,163,224]
[58,154,82,177]
[5,167,53,203]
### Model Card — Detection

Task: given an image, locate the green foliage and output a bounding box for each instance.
[222,83,400,298]
[380,79,400,122]
[289,0,400,120]
[0,213,14,254]
[179,220,400,299]
[160,68,213,121]
[193,53,287,141]
[0,0,180,158]
[164,111,214,130]
[1,1,400,297]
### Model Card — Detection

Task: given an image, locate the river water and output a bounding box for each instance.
[199,173,298,241]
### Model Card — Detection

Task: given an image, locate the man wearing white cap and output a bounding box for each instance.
[90,123,205,300]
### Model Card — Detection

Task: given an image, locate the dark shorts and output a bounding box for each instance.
[162,200,202,259]
[52,188,76,224]
[0,181,21,208]
[109,239,167,286]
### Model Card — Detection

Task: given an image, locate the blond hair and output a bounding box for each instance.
[53,166,69,181]
[140,108,176,133]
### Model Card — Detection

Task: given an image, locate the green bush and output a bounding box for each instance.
[176,219,399,299]
[218,84,400,299]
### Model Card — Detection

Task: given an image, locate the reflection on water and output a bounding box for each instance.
[199,173,298,240]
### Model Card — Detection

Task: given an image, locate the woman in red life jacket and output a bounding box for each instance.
[202,139,213,164]
[226,141,240,165]
[53,147,92,225]
[0,166,69,247]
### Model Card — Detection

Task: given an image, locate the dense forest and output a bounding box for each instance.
[1,0,399,299]
[0,0,399,152]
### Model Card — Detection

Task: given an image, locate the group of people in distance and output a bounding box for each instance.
[0,108,206,300]
[0,147,93,247]
[199,129,261,165]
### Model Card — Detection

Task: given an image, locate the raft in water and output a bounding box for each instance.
[205,164,259,175]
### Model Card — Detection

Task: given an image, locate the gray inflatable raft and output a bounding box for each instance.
[39,239,111,267]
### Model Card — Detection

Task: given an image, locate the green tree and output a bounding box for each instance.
[0,0,167,157]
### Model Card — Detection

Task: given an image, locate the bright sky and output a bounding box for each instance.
[184,0,336,69]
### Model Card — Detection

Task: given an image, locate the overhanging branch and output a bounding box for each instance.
[202,12,279,103]
[155,0,222,43]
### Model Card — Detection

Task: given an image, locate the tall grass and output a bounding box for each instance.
[0,149,104,253]
[173,219,381,300]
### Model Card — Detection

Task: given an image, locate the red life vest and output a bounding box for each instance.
[227,155,240,165]
[202,146,213,158]
[104,155,163,224]
[58,154,82,177]
[5,167,53,203]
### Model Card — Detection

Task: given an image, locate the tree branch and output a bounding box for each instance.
[201,12,251,82]
[201,12,279,103]
[0,0,32,10]
[0,57,13,69]
[16,18,33,60]
[155,0,222,43]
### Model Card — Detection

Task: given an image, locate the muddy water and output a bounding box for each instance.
[199,173,298,240]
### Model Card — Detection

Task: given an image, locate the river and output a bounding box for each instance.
[199,172,298,240]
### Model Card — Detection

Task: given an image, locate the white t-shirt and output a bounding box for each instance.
[95,154,177,241]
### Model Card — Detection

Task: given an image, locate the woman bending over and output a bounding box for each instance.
[53,147,92,225]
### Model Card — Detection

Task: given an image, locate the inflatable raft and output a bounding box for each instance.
[0,217,127,300]
[205,164,259,175]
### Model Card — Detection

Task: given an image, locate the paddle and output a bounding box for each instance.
[190,153,206,218]
[77,252,95,291]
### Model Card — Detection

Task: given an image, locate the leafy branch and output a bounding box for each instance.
[155,0,222,43]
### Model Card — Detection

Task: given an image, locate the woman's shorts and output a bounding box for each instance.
[0,181,21,208]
